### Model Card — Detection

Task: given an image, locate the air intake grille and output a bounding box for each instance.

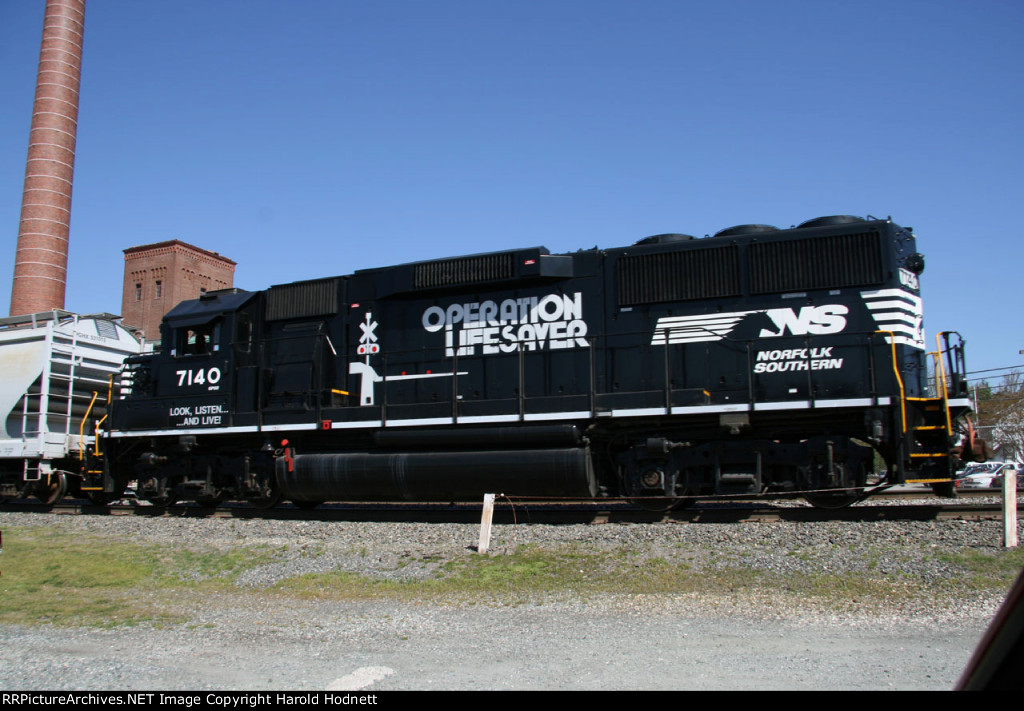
[618,246,741,305]
[265,278,338,321]
[750,231,883,294]
[414,253,515,289]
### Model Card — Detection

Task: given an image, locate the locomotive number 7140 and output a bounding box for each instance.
[176,367,222,387]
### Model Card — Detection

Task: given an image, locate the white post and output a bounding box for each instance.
[1004,470,1018,549]
[478,493,495,554]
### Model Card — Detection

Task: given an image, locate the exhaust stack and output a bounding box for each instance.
[10,0,87,316]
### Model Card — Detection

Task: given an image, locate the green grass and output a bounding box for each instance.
[270,543,1022,612]
[2,526,1022,627]
[0,526,274,627]
[936,546,1024,588]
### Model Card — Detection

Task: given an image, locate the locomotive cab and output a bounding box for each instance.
[113,289,255,432]
[104,289,280,506]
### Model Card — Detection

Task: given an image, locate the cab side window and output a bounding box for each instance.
[178,322,220,356]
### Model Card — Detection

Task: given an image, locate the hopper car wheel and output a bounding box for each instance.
[803,490,863,509]
[293,500,323,510]
[36,472,67,505]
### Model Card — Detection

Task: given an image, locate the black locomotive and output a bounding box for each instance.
[86,215,977,509]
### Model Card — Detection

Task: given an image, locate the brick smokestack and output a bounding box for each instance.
[10,0,86,316]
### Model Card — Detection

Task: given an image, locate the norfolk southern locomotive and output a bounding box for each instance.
[76,215,976,508]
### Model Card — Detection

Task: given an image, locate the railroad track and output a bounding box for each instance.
[2,488,1017,525]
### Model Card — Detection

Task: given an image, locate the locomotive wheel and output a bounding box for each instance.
[195,492,226,508]
[36,472,67,505]
[85,478,128,506]
[86,491,118,506]
[145,494,178,508]
[803,490,863,509]
[630,496,691,513]
[249,489,282,510]
[931,481,957,498]
[138,475,178,508]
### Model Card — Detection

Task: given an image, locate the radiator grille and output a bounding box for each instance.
[265,278,338,321]
[750,231,883,294]
[414,253,515,289]
[618,246,741,305]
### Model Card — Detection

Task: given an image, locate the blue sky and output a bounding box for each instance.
[1,0,1021,376]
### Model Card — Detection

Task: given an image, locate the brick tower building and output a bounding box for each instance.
[121,240,236,342]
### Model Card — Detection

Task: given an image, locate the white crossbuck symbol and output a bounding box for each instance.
[349,311,465,406]
[358,313,379,356]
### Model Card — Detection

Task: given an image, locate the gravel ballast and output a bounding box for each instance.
[0,510,1015,690]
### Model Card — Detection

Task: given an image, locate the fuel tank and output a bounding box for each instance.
[276,447,595,502]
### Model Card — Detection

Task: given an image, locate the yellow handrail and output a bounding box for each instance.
[93,414,108,457]
[78,391,99,460]
[877,331,906,435]
[934,332,953,435]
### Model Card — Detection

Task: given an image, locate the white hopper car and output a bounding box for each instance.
[0,311,141,503]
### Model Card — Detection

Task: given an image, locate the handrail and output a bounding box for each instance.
[78,391,99,460]
[919,332,957,436]
[934,331,955,435]
[93,414,108,458]
[876,331,907,435]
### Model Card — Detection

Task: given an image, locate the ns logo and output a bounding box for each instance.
[758,305,848,338]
